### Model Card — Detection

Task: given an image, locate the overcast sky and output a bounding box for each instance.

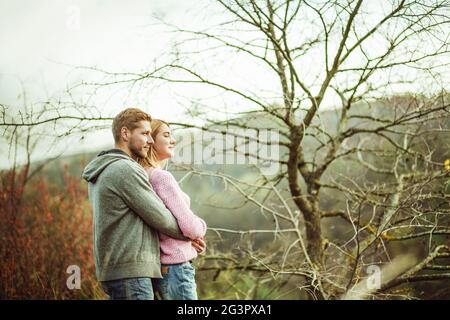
[1,0,448,168]
[0,0,217,167]
[0,0,203,111]
[1,0,292,168]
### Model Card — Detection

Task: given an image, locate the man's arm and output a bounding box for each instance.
[111,160,188,241]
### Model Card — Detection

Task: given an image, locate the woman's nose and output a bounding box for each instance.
[148,136,154,144]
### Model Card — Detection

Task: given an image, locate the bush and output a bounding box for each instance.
[0,165,105,299]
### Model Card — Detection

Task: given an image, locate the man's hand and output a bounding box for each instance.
[191,237,206,255]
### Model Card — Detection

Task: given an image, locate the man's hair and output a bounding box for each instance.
[112,108,152,143]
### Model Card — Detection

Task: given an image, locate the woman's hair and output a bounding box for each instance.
[139,119,170,168]
[112,108,152,143]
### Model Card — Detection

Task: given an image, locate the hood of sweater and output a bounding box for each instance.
[82,149,133,183]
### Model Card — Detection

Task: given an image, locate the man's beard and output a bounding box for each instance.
[129,143,146,160]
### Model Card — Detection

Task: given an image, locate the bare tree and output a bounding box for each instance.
[0,79,111,211]
[65,0,450,299]
[2,0,449,299]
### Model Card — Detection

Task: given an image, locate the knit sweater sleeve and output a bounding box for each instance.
[150,169,207,240]
[110,160,187,241]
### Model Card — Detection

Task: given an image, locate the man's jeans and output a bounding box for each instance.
[101,277,154,300]
[154,262,198,300]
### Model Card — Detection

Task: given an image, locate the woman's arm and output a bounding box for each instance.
[150,169,207,240]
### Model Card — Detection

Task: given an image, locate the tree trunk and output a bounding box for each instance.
[287,131,324,268]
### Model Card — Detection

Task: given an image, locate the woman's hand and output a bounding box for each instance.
[191,237,206,255]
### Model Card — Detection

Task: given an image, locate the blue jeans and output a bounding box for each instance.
[101,277,154,300]
[154,262,198,300]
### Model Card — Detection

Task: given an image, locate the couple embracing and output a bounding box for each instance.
[82,108,207,300]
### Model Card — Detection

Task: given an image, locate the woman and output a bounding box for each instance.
[140,119,207,300]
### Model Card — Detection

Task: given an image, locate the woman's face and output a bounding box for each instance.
[153,124,176,161]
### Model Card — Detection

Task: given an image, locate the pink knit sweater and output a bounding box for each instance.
[146,168,207,264]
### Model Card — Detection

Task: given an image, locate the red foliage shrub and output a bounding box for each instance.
[0,165,106,299]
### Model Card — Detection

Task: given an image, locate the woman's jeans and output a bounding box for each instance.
[101,277,154,300]
[154,261,198,300]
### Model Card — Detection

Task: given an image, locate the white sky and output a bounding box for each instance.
[0,0,202,111]
[0,0,448,168]
[0,0,213,167]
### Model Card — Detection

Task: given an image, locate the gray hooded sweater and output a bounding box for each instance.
[82,149,186,281]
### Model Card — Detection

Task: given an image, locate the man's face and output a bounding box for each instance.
[127,120,154,160]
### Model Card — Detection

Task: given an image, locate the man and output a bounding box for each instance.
[82,108,205,300]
